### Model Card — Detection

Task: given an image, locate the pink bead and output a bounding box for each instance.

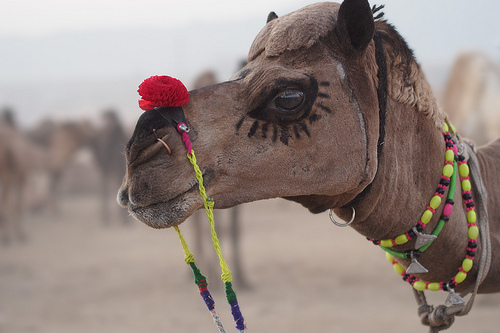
[443,203,453,217]
[452,144,458,155]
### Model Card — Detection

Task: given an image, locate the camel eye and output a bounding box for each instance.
[274,90,305,112]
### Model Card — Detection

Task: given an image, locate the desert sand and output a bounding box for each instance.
[1,195,499,332]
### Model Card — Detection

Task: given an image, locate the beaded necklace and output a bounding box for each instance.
[372,122,478,303]
[366,124,459,273]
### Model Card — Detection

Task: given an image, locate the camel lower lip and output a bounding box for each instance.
[128,186,199,228]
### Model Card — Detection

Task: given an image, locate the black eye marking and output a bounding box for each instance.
[272,124,278,142]
[317,103,333,114]
[248,120,259,138]
[280,125,291,145]
[309,114,322,124]
[236,117,245,132]
[293,125,301,139]
[236,79,332,145]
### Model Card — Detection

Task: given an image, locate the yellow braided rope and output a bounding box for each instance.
[173,226,195,264]
[187,150,232,283]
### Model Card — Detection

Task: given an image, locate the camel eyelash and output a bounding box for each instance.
[236,81,333,145]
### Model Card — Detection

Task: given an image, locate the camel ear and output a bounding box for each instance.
[267,11,278,23]
[334,0,374,56]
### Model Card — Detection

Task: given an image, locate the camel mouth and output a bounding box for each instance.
[128,184,200,229]
[127,168,214,229]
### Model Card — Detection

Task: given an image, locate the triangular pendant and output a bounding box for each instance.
[406,259,429,274]
[413,227,437,249]
[445,290,465,306]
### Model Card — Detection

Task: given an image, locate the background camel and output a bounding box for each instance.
[441,51,500,146]
[0,108,47,244]
[119,0,499,330]
[88,109,130,225]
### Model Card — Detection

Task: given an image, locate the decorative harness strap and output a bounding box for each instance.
[138,75,246,333]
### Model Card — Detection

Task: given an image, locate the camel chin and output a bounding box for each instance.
[127,188,201,229]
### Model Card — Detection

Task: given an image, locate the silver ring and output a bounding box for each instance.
[329,207,355,227]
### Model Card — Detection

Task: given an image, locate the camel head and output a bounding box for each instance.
[119,0,382,228]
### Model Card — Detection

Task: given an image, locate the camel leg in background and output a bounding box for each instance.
[229,206,250,289]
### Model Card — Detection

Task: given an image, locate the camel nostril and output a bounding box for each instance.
[117,187,130,208]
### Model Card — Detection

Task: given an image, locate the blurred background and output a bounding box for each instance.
[1,0,499,332]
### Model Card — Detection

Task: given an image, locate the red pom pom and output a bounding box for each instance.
[137,75,189,110]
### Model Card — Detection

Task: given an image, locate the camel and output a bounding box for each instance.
[30,112,129,225]
[88,109,130,224]
[0,109,46,243]
[441,51,500,146]
[118,0,500,330]
[28,119,94,215]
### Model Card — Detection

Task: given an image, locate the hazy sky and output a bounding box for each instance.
[1,0,499,127]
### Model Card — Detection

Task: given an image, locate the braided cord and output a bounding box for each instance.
[187,151,232,283]
[177,123,245,332]
[173,226,227,332]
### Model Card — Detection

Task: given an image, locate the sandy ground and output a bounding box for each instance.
[1,195,499,333]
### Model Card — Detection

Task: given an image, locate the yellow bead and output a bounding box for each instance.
[413,281,427,291]
[468,226,479,240]
[459,163,470,178]
[455,271,467,284]
[428,282,441,291]
[467,210,477,223]
[421,210,433,224]
[445,149,455,162]
[395,234,409,245]
[442,164,454,178]
[429,195,442,210]
[462,258,473,272]
[380,239,393,248]
[462,179,471,192]
[393,263,405,275]
[450,123,456,133]
[443,123,449,132]
[386,252,394,263]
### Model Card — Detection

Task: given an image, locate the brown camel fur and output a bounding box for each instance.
[441,51,500,146]
[118,0,500,327]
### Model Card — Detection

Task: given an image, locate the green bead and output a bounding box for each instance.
[468,226,479,240]
[445,149,455,162]
[428,282,441,291]
[395,234,408,245]
[462,180,471,192]
[459,163,470,178]
[393,263,405,275]
[455,271,467,284]
[421,210,433,224]
[386,252,394,263]
[462,179,471,192]
[381,239,393,248]
[429,195,442,210]
[443,123,449,132]
[467,210,477,223]
[413,281,427,291]
[442,164,454,178]
[462,258,473,272]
